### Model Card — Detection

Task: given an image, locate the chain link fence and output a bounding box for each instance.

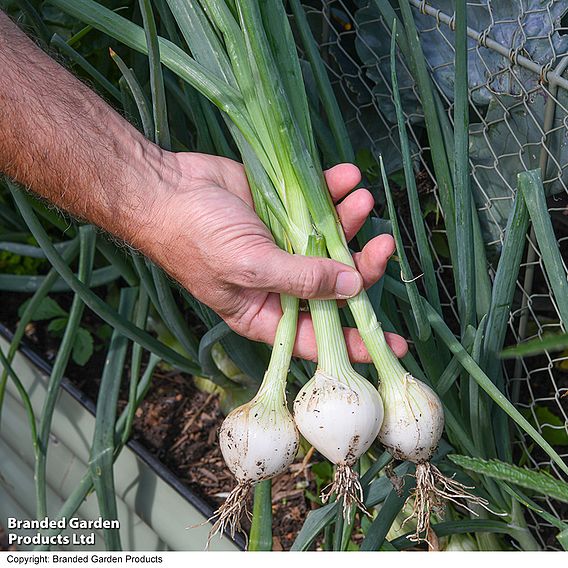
[301,0,568,546]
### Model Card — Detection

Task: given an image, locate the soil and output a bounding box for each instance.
[0,290,320,551]
[118,367,317,550]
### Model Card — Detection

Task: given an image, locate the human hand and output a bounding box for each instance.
[137,151,407,363]
[0,12,400,363]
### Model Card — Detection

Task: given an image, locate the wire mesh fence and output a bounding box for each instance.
[301,0,568,546]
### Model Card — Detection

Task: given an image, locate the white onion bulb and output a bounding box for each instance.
[377,373,490,546]
[378,373,444,463]
[210,389,299,544]
[219,395,299,484]
[294,370,383,466]
[210,292,300,547]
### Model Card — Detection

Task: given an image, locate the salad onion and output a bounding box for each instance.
[294,237,384,516]
[377,159,492,545]
[213,296,300,543]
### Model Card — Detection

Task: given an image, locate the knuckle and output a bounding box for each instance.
[222,256,256,287]
[295,266,321,298]
[235,260,260,288]
[230,253,269,289]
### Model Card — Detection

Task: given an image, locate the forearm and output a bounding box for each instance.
[0,12,171,244]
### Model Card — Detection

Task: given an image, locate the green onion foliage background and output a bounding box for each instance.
[0,0,567,552]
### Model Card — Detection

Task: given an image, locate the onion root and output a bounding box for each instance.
[207,481,252,548]
[321,464,369,519]
[404,461,492,548]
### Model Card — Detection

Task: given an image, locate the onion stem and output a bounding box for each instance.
[256,293,299,402]
[306,235,355,379]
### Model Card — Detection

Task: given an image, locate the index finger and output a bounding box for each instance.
[324,163,362,203]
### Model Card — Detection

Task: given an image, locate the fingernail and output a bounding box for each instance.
[335,271,362,298]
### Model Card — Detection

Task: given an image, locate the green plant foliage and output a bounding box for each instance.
[450,455,568,504]
[72,326,94,366]
[18,296,67,320]
[0,248,45,275]
[521,406,568,447]
[17,295,95,365]
[503,332,568,358]
[46,317,68,334]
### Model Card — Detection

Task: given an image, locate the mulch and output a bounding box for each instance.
[123,368,317,550]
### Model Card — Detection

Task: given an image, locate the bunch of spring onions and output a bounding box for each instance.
[155,0,488,543]
[183,0,390,534]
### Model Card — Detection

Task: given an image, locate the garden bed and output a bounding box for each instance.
[0,291,319,551]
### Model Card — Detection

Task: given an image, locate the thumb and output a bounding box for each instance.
[251,247,363,300]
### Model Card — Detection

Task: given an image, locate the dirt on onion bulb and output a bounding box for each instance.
[212,389,299,540]
[378,373,490,545]
[378,374,444,463]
